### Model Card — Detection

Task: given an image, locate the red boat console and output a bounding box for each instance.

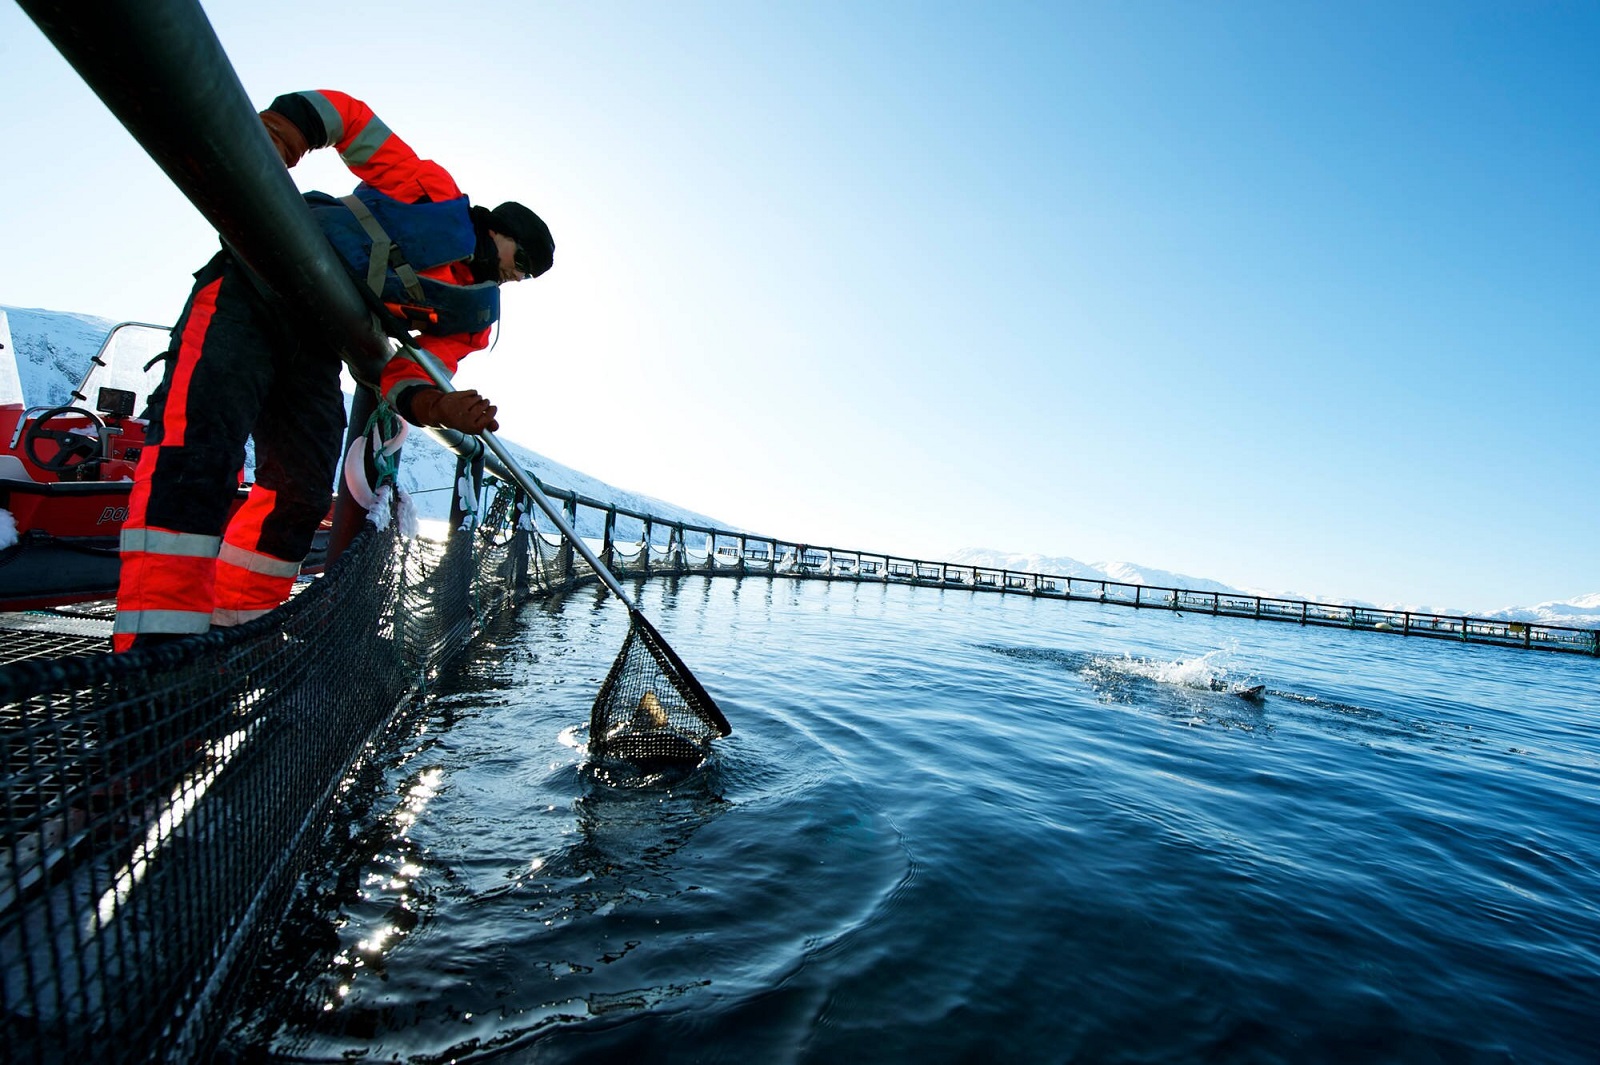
[0,322,328,610]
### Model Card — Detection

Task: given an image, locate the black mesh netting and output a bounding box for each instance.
[0,474,730,1064]
[590,609,731,773]
[0,482,532,1064]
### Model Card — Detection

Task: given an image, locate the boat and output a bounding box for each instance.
[0,314,327,611]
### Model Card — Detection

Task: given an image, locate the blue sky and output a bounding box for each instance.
[2,1,1595,613]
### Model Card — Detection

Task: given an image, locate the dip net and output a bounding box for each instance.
[590,610,731,772]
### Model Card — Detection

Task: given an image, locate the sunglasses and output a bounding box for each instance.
[513,244,537,279]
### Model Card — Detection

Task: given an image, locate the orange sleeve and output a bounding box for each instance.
[381,329,494,407]
[285,91,490,418]
[299,89,463,204]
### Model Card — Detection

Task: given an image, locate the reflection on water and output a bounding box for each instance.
[227,577,1600,1064]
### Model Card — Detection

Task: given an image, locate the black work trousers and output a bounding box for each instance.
[113,250,346,648]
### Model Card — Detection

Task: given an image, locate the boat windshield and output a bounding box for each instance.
[74,322,171,417]
[0,309,23,407]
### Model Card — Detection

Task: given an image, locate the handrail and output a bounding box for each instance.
[17,0,392,388]
[496,477,1599,658]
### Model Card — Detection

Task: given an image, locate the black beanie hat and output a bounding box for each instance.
[487,202,555,278]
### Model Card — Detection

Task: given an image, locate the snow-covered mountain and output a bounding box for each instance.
[1478,592,1600,631]
[946,547,1399,609]
[1,304,724,537]
[945,548,1246,597]
[0,305,116,405]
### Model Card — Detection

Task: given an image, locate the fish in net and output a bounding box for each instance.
[590,610,731,773]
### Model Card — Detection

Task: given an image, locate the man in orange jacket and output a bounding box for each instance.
[113,89,553,651]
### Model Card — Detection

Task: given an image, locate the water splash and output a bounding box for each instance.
[1088,647,1264,699]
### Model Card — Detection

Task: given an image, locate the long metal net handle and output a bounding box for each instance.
[399,343,639,609]
[400,341,730,737]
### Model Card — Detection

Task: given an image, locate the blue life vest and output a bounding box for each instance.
[305,185,500,336]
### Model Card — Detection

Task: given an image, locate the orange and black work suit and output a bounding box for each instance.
[113,90,495,650]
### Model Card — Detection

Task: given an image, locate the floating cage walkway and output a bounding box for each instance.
[563,493,1598,659]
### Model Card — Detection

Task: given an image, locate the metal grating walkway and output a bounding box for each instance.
[0,605,115,663]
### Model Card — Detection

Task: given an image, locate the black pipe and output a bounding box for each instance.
[16,0,391,388]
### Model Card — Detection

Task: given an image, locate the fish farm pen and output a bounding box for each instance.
[2,461,1597,1064]
[5,2,1592,1060]
[578,496,1597,658]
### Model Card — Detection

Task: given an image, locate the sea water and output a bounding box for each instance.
[227,576,1600,1063]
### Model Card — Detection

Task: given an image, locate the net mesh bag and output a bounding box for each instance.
[589,610,730,772]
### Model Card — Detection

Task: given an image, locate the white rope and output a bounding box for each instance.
[344,412,415,534]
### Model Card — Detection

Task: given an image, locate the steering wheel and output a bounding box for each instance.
[23,406,108,474]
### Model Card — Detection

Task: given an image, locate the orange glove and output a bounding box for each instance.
[410,388,499,433]
[259,110,309,168]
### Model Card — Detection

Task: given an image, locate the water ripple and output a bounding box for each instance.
[226,577,1600,1063]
